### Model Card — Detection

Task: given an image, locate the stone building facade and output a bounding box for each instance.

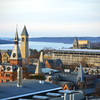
[52,49,100,66]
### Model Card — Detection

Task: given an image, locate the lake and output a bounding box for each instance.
[0,41,72,51]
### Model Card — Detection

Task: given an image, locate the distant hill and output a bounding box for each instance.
[29,37,100,44]
[0,37,100,44]
[0,39,14,44]
[90,42,100,48]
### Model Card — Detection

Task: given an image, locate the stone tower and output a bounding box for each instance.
[73,37,78,49]
[77,64,84,82]
[10,29,22,65]
[20,26,29,58]
[35,59,43,75]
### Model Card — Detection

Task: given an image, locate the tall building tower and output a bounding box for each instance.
[20,26,29,58]
[73,37,78,49]
[10,29,22,65]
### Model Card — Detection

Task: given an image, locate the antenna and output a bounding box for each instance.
[16,24,18,32]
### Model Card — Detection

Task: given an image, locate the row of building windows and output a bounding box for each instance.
[22,37,28,42]
[87,83,94,87]
[1,74,10,77]
[54,52,100,55]
[1,79,10,83]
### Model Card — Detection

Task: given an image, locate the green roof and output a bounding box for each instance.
[21,26,29,36]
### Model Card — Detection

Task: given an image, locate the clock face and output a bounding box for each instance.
[22,43,24,45]
[18,53,21,58]
[13,53,16,58]
[7,67,10,71]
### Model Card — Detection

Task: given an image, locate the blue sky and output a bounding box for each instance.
[0,0,100,37]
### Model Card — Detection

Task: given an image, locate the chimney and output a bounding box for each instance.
[39,51,45,67]
[17,66,23,87]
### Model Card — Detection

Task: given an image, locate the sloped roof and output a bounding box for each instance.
[14,31,19,41]
[77,64,84,82]
[0,79,61,99]
[21,26,29,36]
[6,50,12,57]
[45,59,63,68]
[73,37,78,44]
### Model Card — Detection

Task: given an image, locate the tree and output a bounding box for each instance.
[31,75,46,80]
[11,66,31,81]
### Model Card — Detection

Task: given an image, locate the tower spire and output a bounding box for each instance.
[10,27,22,65]
[16,24,18,32]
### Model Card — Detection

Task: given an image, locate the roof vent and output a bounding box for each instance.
[33,95,49,100]
[17,67,23,87]
[46,92,61,97]
[39,80,44,84]
[49,71,54,75]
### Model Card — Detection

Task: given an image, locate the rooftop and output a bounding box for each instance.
[53,49,100,53]
[0,79,61,100]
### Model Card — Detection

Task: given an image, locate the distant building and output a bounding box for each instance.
[20,26,29,58]
[52,49,100,66]
[78,40,90,49]
[73,37,90,49]
[73,37,78,49]
[2,50,12,63]
[44,52,52,59]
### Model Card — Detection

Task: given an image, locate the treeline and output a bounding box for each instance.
[29,48,54,59]
[90,42,100,49]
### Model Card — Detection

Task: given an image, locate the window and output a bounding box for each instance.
[1,73,4,77]
[6,79,10,82]
[6,74,10,77]
[22,38,24,41]
[1,79,3,83]
[26,37,28,42]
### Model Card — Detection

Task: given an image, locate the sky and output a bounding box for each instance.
[0,0,100,37]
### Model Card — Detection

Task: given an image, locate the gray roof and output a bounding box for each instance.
[73,37,78,44]
[45,59,63,69]
[53,49,100,54]
[0,79,61,99]
[14,31,19,41]
[6,50,12,57]
[21,26,29,36]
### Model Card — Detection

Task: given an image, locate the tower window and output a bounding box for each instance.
[13,53,16,58]
[26,37,28,42]
[22,38,24,41]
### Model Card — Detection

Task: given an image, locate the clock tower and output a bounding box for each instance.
[20,26,29,58]
[10,29,22,65]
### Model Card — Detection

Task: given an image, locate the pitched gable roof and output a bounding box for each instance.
[21,26,29,36]
[73,37,78,44]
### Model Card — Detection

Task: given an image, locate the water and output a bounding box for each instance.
[0,41,72,51]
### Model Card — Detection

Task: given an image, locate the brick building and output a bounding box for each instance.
[0,28,22,83]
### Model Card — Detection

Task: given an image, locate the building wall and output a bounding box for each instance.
[78,40,90,49]
[20,35,29,58]
[2,52,10,63]
[10,59,22,65]
[0,71,13,83]
[52,51,100,66]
